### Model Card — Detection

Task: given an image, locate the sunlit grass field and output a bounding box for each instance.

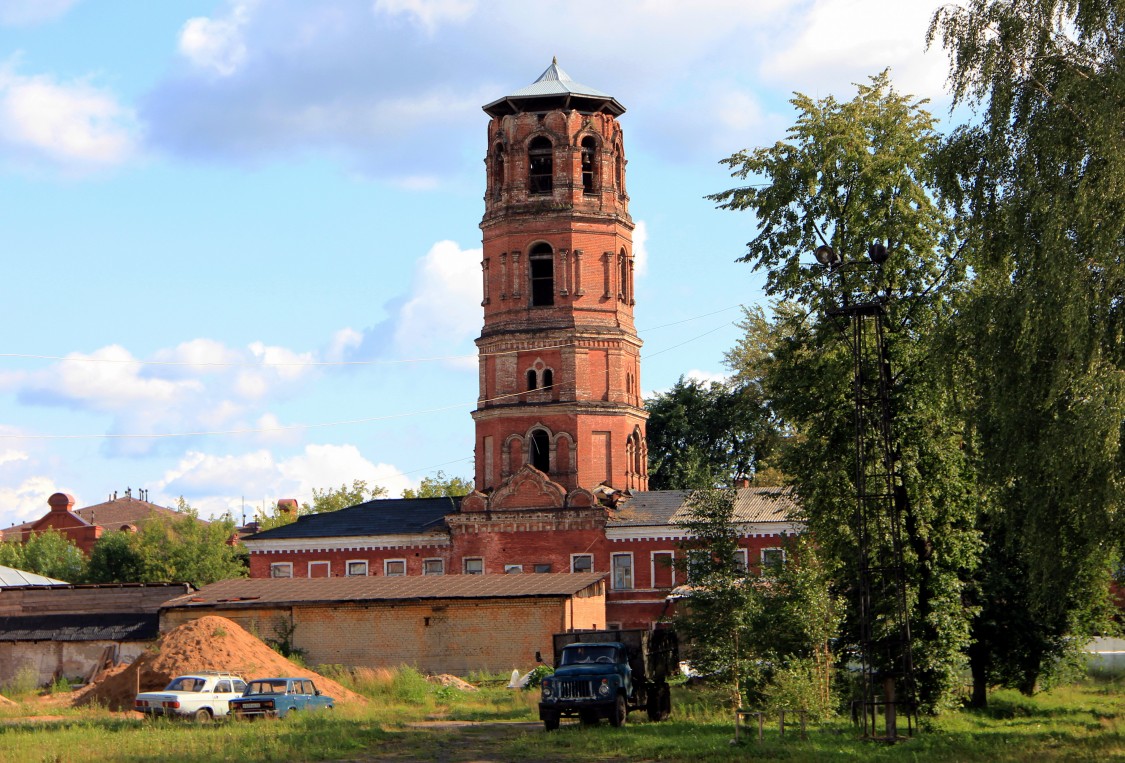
[0,668,1121,762]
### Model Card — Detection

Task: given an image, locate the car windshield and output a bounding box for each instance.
[164,677,205,692]
[245,680,289,695]
[560,645,618,665]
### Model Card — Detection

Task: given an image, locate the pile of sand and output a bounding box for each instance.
[75,615,366,711]
[428,674,477,692]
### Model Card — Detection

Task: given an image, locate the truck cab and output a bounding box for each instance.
[538,630,676,731]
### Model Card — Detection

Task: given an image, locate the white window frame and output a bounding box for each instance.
[571,553,593,573]
[504,564,524,574]
[423,558,445,576]
[463,557,484,575]
[760,547,786,574]
[733,548,749,574]
[307,561,330,578]
[384,558,407,577]
[611,552,634,591]
[650,551,675,589]
[270,562,293,579]
[346,560,369,577]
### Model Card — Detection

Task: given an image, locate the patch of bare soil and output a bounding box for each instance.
[74,615,366,710]
[349,720,552,763]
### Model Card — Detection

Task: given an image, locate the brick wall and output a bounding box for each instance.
[162,591,607,676]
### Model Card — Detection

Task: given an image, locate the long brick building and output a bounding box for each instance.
[242,61,800,629]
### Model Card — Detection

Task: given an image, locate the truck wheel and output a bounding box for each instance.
[543,713,560,732]
[609,694,627,727]
[647,684,671,722]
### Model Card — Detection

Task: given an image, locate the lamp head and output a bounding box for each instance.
[814,245,840,267]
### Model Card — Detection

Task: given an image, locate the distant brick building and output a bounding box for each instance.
[3,490,193,555]
[242,62,801,630]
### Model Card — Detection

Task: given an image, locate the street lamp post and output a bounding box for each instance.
[817,242,917,741]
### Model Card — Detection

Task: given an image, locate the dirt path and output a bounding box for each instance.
[347,719,564,763]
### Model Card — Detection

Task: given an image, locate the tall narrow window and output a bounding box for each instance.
[581,137,597,193]
[528,137,553,195]
[611,553,633,590]
[530,429,550,473]
[542,368,553,388]
[619,248,629,302]
[529,243,554,306]
[493,144,505,199]
[527,369,537,391]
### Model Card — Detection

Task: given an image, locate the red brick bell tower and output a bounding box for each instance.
[473,60,648,494]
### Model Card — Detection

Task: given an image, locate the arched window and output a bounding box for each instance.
[493,144,505,199]
[527,369,537,391]
[614,146,623,191]
[542,368,553,388]
[529,242,554,306]
[581,136,597,194]
[530,429,550,473]
[528,137,553,195]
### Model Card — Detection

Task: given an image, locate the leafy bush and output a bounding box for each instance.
[523,664,553,689]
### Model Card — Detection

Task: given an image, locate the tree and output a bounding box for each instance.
[929,0,1125,699]
[0,529,86,582]
[84,500,246,587]
[257,480,388,531]
[673,488,762,721]
[402,471,474,498]
[711,71,981,711]
[645,373,785,489]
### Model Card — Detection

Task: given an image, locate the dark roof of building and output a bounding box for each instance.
[241,489,796,543]
[0,613,159,642]
[483,59,625,118]
[244,496,458,541]
[163,572,607,609]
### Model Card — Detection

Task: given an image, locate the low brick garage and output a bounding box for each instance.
[161,573,606,675]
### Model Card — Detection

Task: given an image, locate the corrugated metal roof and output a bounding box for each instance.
[0,565,68,587]
[245,496,457,541]
[0,613,158,642]
[507,60,612,99]
[163,572,607,608]
[608,488,797,527]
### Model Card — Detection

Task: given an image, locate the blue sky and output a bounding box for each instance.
[0,0,955,527]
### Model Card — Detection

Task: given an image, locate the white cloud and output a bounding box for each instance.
[326,328,363,362]
[373,0,476,32]
[0,449,29,467]
[179,1,256,77]
[153,443,414,520]
[759,0,948,102]
[633,220,649,278]
[392,240,481,366]
[0,0,80,27]
[0,475,66,529]
[0,62,137,171]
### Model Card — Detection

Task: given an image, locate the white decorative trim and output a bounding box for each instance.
[244,534,450,553]
[606,522,802,542]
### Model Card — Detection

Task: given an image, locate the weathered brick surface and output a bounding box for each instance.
[162,594,605,676]
[474,107,647,493]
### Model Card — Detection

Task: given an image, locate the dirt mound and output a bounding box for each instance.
[429,674,477,692]
[0,694,15,706]
[75,616,366,710]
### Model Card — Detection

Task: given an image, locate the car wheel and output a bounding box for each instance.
[193,708,212,723]
[543,712,560,732]
[609,694,627,728]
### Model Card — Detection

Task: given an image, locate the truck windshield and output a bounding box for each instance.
[560,645,618,665]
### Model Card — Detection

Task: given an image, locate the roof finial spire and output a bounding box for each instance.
[552,56,557,65]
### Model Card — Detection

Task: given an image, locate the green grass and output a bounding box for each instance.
[0,674,1120,762]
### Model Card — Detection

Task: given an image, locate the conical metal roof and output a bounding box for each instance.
[483,58,625,117]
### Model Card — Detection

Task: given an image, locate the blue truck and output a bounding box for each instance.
[537,629,678,731]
